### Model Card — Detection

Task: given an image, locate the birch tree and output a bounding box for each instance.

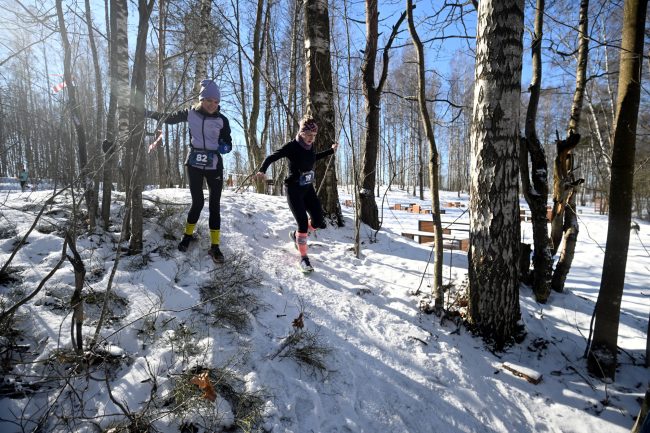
[103,0,129,231]
[84,0,103,230]
[55,0,92,224]
[192,0,212,93]
[155,0,168,187]
[304,0,342,225]
[127,0,154,253]
[467,0,524,349]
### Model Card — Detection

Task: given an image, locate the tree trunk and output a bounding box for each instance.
[587,0,647,380]
[235,1,251,173]
[304,0,342,225]
[468,0,524,349]
[67,233,86,355]
[127,0,154,254]
[406,0,443,310]
[111,0,130,237]
[286,0,301,138]
[247,0,267,191]
[84,0,103,231]
[274,0,302,194]
[260,1,273,165]
[56,0,92,225]
[102,0,122,230]
[550,0,589,291]
[520,0,552,303]
[156,0,168,187]
[194,0,211,91]
[359,1,406,230]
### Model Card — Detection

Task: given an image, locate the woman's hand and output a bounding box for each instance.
[254,172,266,181]
[331,143,339,152]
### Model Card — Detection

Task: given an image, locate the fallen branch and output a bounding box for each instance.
[502,362,542,385]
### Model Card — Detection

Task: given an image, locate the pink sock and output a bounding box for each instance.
[297,232,308,257]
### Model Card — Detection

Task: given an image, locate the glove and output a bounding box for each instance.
[218,139,232,154]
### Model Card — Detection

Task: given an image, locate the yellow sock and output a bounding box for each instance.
[184,223,196,236]
[210,229,220,245]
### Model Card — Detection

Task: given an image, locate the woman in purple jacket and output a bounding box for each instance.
[147,79,232,263]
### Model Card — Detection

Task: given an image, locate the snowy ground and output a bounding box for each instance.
[0,179,648,433]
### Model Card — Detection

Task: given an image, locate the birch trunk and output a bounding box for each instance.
[304,0,342,225]
[193,0,211,93]
[84,0,103,231]
[127,0,154,254]
[156,0,168,187]
[101,0,123,229]
[56,0,92,226]
[113,0,130,237]
[468,0,524,349]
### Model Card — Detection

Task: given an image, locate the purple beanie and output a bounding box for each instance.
[199,79,221,101]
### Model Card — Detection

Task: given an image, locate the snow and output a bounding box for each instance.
[0,179,648,433]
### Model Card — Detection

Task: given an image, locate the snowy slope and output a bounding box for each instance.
[0,183,647,433]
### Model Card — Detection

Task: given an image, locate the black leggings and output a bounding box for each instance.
[286,183,326,233]
[187,165,223,230]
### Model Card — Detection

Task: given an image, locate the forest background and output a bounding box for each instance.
[1,0,647,213]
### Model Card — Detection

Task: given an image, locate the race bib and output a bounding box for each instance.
[189,150,214,167]
[299,170,315,186]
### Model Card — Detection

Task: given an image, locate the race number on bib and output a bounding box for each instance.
[299,170,315,186]
[189,150,214,167]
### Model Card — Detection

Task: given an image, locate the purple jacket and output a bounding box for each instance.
[147,107,232,172]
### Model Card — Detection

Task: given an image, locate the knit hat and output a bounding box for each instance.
[299,118,318,134]
[199,79,220,101]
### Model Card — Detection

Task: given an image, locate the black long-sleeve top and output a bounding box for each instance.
[258,139,334,185]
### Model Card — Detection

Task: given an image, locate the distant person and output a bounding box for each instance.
[146,79,233,264]
[17,165,28,192]
[255,115,338,273]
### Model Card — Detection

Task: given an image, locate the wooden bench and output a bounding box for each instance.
[421,219,470,251]
[419,220,472,232]
[403,220,469,251]
[419,220,467,232]
[391,203,415,211]
[401,230,439,244]
[443,237,470,252]
[402,232,469,252]
[409,204,432,214]
[391,202,445,214]
[445,201,464,208]
[520,207,553,223]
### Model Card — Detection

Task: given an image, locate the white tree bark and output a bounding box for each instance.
[468,0,524,349]
[304,0,342,223]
